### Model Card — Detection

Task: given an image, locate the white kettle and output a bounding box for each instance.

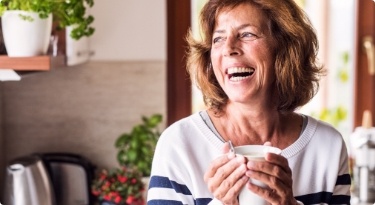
[3,155,55,205]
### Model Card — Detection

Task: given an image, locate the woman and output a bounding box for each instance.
[147,0,351,204]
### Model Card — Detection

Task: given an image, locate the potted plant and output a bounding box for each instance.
[50,0,95,40]
[91,167,145,205]
[115,113,163,201]
[115,114,163,177]
[91,114,163,204]
[0,0,94,56]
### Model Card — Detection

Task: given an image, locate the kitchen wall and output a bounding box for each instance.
[0,0,167,200]
[90,0,166,61]
[2,61,166,168]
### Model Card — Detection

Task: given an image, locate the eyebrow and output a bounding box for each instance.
[213,23,258,34]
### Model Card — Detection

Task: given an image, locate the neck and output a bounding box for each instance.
[207,108,302,149]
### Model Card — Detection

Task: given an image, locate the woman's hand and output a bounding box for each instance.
[245,142,298,205]
[204,142,248,205]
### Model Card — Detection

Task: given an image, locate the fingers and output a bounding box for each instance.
[265,153,292,176]
[245,182,280,203]
[246,179,295,204]
[222,141,231,154]
[244,154,294,204]
[246,155,292,187]
[204,153,235,182]
[204,151,248,204]
[206,154,246,189]
[213,164,248,203]
[246,168,290,194]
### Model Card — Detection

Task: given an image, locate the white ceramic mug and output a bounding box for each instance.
[234,145,281,205]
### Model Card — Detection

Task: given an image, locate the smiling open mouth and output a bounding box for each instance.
[227,67,255,81]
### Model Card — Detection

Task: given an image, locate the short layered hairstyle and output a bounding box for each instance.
[186,0,324,114]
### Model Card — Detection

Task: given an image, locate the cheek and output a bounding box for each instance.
[210,49,220,64]
[210,51,222,74]
[213,67,224,83]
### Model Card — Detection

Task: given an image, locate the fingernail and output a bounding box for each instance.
[228,152,235,159]
[237,155,245,163]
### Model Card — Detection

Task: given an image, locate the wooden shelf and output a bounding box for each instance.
[0,55,66,71]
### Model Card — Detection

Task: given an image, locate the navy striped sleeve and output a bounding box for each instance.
[295,191,350,204]
[149,175,192,195]
[148,175,213,205]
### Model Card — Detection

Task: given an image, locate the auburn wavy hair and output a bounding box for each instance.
[186,0,324,114]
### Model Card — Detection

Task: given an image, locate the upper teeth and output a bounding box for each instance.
[227,67,254,74]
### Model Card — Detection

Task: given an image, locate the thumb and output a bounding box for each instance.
[222,141,230,154]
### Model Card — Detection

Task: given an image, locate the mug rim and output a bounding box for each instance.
[234,145,281,155]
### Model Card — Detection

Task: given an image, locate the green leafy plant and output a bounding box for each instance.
[311,106,347,127]
[115,114,163,177]
[52,0,95,40]
[91,167,145,205]
[0,0,95,40]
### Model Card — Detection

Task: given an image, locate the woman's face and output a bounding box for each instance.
[210,3,276,105]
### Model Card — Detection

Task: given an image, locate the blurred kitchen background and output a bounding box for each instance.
[0,0,374,202]
[0,0,168,199]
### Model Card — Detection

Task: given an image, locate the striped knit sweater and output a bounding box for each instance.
[147,111,351,205]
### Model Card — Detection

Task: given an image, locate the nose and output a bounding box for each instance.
[223,37,241,56]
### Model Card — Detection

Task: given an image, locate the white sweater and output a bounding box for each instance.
[147,111,351,205]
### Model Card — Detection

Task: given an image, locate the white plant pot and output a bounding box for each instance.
[1,10,52,57]
[66,25,91,66]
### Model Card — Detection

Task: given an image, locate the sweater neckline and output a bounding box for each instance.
[191,111,317,158]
